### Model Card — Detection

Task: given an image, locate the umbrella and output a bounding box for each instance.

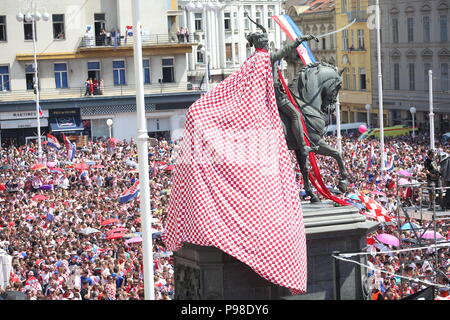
[106,227,128,234]
[372,191,386,196]
[40,185,53,190]
[125,237,142,245]
[348,193,360,200]
[46,161,57,168]
[398,178,410,186]
[101,218,120,226]
[75,163,89,171]
[421,230,445,240]
[376,233,400,247]
[50,168,64,173]
[31,195,48,201]
[165,165,175,171]
[85,160,96,165]
[109,138,119,144]
[397,170,412,177]
[106,232,125,240]
[79,227,101,235]
[31,164,46,170]
[401,222,421,231]
[92,164,105,168]
[0,165,11,170]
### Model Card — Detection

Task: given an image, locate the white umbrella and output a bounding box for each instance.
[79,227,101,235]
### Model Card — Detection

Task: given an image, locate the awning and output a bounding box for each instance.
[50,116,84,132]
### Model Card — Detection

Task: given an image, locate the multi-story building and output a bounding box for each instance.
[284,0,336,81]
[0,0,200,146]
[371,0,450,135]
[179,0,283,87]
[336,0,379,125]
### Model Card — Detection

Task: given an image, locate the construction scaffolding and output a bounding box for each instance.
[395,173,450,298]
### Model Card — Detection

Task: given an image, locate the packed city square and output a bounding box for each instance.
[0,132,447,300]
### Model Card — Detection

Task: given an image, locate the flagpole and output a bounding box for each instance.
[132,0,154,300]
[31,2,42,163]
[336,95,342,154]
[376,0,385,172]
[429,69,435,150]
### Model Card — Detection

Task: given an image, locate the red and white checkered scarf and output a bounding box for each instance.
[164,50,307,293]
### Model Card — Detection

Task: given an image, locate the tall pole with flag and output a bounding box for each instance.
[132,0,154,300]
[376,0,386,171]
[429,69,435,150]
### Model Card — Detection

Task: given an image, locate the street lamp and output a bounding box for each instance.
[16,0,49,163]
[409,106,416,138]
[106,118,113,139]
[365,104,371,128]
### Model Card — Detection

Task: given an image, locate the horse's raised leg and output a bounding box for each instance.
[314,138,349,193]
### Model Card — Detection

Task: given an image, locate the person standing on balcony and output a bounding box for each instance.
[84,78,91,96]
[180,27,186,43]
[93,78,99,95]
[176,28,181,43]
[89,78,94,96]
[185,28,190,43]
[100,29,107,46]
[99,79,104,95]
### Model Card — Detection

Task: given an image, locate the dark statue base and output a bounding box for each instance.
[174,201,379,300]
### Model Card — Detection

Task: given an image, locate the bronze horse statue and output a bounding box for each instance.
[275,62,348,202]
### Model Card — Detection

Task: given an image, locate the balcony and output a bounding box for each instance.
[16,33,197,62]
[0,82,199,103]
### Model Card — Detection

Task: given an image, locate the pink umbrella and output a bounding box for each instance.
[397,170,412,177]
[125,237,142,245]
[46,161,57,168]
[376,233,400,247]
[421,230,444,240]
[398,178,410,186]
[106,227,128,234]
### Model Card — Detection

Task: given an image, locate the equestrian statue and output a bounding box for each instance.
[246,15,349,203]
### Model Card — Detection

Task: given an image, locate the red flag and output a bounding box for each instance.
[163,49,307,294]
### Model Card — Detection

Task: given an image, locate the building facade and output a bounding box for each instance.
[370,0,450,135]
[284,0,336,81]
[0,0,199,146]
[179,0,283,88]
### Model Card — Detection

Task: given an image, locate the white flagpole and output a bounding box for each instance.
[132,0,154,300]
[336,95,342,153]
[429,69,435,150]
[376,0,385,171]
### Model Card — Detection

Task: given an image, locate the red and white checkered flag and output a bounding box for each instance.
[163,49,307,294]
[358,192,392,223]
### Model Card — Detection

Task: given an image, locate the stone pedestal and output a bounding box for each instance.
[174,201,379,300]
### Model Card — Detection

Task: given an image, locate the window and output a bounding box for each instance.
[143,59,151,84]
[424,63,431,90]
[244,7,251,30]
[407,17,414,42]
[0,66,10,91]
[233,12,238,31]
[197,50,204,63]
[54,63,68,89]
[0,16,6,42]
[440,15,448,42]
[342,30,348,50]
[392,18,398,43]
[352,67,357,90]
[194,13,202,32]
[359,68,366,90]
[358,29,365,49]
[423,16,430,43]
[344,68,350,89]
[52,14,65,40]
[224,12,231,31]
[350,30,354,49]
[24,20,35,41]
[322,38,326,50]
[267,7,274,29]
[441,63,449,91]
[162,58,174,83]
[87,61,101,81]
[394,63,400,90]
[255,10,262,27]
[25,64,35,90]
[226,43,232,62]
[409,63,415,91]
[113,60,126,85]
[342,0,347,12]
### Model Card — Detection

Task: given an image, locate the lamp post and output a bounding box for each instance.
[365,104,371,128]
[16,1,49,163]
[132,0,154,300]
[375,0,385,171]
[106,118,113,139]
[429,69,435,150]
[409,106,416,138]
[336,95,342,154]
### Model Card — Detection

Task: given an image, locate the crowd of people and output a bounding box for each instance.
[0,131,449,300]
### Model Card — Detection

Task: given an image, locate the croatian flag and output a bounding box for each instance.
[118,180,140,203]
[63,134,76,161]
[47,134,61,150]
[385,155,394,172]
[272,14,316,65]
